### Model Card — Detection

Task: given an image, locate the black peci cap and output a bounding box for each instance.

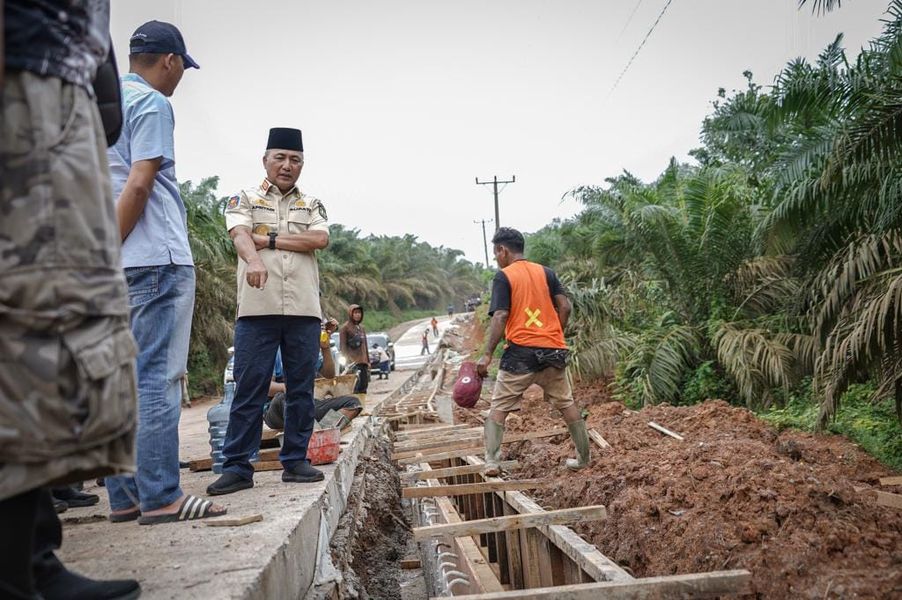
[267,128,303,152]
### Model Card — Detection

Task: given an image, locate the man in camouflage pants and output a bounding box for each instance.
[1,1,141,598]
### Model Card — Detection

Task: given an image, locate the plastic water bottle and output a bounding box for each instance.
[207,382,235,474]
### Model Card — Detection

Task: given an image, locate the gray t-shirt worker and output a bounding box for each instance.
[207,127,330,496]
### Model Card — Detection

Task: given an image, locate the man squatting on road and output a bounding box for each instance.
[476,227,591,475]
[207,127,330,496]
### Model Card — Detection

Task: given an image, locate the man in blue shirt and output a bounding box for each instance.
[104,21,225,525]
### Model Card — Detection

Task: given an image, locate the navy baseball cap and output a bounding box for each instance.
[129,20,200,69]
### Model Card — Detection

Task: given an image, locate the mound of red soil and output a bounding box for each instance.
[488,393,902,598]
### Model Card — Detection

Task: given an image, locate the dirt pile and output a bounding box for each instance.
[460,392,902,598]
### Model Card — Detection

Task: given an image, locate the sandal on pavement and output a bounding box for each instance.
[109,507,140,523]
[137,495,226,525]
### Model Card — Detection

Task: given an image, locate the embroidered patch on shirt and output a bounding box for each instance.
[227,195,240,209]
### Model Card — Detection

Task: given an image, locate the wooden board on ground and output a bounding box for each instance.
[432,569,752,599]
[400,558,421,569]
[879,476,902,486]
[402,480,546,499]
[876,490,902,510]
[393,428,568,458]
[648,421,684,441]
[401,462,519,483]
[395,429,570,464]
[204,514,263,527]
[588,429,611,449]
[413,505,607,541]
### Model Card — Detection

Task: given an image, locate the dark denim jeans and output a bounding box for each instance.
[106,264,195,512]
[223,316,320,480]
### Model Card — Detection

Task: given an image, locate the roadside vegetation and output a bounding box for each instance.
[181,177,486,395]
[527,1,902,467]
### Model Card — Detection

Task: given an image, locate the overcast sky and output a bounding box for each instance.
[110,1,889,267]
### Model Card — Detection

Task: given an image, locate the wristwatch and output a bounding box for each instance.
[268,231,277,250]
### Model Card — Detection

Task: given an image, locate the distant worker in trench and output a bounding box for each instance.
[207,127,330,496]
[476,227,590,475]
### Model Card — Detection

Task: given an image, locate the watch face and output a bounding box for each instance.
[253,224,272,235]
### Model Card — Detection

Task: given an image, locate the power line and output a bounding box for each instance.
[609,0,675,97]
[615,0,647,42]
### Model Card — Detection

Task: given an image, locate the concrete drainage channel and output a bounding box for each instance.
[308,350,445,599]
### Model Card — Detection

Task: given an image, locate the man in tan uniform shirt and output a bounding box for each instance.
[207,127,330,496]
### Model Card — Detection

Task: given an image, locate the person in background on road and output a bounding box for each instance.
[2,1,142,597]
[431,316,439,337]
[476,227,590,475]
[340,304,370,394]
[104,20,225,525]
[371,343,391,380]
[207,127,330,496]
[447,304,454,318]
[421,328,431,355]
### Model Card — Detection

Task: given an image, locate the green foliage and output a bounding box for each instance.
[527,0,902,476]
[681,361,735,406]
[760,383,902,471]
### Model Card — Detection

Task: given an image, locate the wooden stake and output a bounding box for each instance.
[587,429,611,449]
[402,480,546,499]
[648,421,684,441]
[204,514,263,527]
[413,505,607,541]
[876,490,902,510]
[431,569,752,599]
[401,462,520,483]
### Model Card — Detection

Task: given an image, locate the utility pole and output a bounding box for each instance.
[475,175,515,230]
[474,218,493,268]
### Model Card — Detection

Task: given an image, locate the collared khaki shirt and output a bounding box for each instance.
[224,178,329,318]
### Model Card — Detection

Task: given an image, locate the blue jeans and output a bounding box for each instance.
[106,264,195,512]
[223,316,319,480]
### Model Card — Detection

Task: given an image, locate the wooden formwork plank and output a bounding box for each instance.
[431,570,753,599]
[395,423,473,435]
[648,421,684,441]
[880,476,902,486]
[397,446,487,465]
[418,462,504,594]
[876,490,902,509]
[392,428,569,465]
[502,501,526,589]
[403,480,546,499]
[393,428,569,458]
[460,455,634,583]
[483,491,498,566]
[401,462,519,483]
[527,528,555,587]
[413,505,607,540]
[588,429,611,449]
[393,437,482,457]
[492,494,510,585]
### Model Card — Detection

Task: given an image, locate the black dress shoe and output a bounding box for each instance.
[52,498,68,514]
[52,487,99,508]
[206,472,253,496]
[37,566,140,600]
[282,462,324,483]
